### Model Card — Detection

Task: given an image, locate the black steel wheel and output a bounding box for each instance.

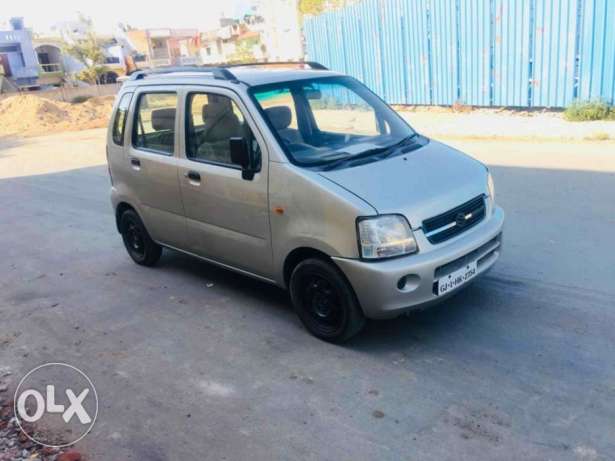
[290,258,365,342]
[120,209,162,266]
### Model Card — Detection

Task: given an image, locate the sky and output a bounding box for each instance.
[2,0,255,35]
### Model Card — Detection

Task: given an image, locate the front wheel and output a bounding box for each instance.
[119,209,162,266]
[289,258,365,342]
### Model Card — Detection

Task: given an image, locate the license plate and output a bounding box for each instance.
[437,261,478,296]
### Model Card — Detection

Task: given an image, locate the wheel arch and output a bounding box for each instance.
[115,201,136,232]
[282,246,334,289]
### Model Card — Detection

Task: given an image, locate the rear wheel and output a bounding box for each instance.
[289,258,365,342]
[119,209,162,266]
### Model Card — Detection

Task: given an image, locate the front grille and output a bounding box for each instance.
[423,195,486,244]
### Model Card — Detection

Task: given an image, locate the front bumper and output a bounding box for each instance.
[333,206,505,319]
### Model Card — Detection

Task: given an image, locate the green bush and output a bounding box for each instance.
[564,100,613,121]
[584,131,610,141]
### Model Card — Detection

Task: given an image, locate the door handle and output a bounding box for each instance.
[185,170,201,183]
[130,157,141,170]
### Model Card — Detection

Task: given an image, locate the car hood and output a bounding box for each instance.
[318,140,488,229]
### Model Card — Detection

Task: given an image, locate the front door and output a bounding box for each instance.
[125,88,185,249]
[177,87,272,278]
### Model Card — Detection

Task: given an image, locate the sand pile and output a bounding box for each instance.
[0,94,114,137]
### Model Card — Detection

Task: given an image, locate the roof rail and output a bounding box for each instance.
[222,61,328,70]
[128,66,239,83]
[125,61,329,84]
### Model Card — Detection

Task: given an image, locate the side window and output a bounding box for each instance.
[133,92,177,155]
[186,92,260,167]
[111,93,133,145]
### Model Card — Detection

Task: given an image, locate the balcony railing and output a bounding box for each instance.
[39,63,63,74]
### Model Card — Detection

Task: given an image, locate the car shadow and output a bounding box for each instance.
[355,285,508,355]
[157,240,493,350]
[157,248,290,312]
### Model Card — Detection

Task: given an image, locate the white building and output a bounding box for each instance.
[254,0,303,61]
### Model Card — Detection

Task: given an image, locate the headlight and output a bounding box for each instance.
[357,215,418,259]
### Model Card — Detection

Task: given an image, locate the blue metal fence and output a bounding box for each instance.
[304,0,615,107]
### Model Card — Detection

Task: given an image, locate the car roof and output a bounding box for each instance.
[121,63,343,89]
[231,67,341,86]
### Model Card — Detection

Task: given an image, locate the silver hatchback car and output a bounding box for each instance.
[107,62,504,342]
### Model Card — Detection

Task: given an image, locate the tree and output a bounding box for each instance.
[62,15,109,84]
[227,40,257,64]
[298,0,345,16]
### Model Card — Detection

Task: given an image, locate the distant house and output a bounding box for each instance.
[198,2,303,66]
[255,0,303,61]
[33,32,131,87]
[199,20,252,64]
[0,17,39,91]
[199,17,268,65]
[32,38,70,86]
[125,28,201,68]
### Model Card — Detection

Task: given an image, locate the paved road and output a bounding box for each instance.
[1,131,614,460]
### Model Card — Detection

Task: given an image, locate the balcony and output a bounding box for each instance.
[38,62,64,85]
[39,63,63,75]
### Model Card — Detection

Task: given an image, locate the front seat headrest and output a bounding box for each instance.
[151,108,176,131]
[264,106,292,130]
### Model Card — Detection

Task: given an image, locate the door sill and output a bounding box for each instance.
[159,243,279,286]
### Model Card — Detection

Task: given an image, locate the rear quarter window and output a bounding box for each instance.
[111,93,133,145]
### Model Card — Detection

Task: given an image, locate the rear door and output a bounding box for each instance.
[177,86,272,278]
[125,87,186,248]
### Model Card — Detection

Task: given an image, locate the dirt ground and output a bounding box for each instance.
[0,95,114,138]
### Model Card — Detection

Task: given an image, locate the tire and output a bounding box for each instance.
[289,258,366,342]
[119,209,162,266]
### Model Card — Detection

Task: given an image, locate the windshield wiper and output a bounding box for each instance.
[321,133,419,171]
[321,146,387,171]
[380,133,419,158]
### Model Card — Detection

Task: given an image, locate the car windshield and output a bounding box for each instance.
[250,76,418,167]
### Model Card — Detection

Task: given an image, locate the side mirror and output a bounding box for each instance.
[230,137,255,180]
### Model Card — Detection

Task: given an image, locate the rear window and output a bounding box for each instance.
[132,92,177,155]
[111,93,133,145]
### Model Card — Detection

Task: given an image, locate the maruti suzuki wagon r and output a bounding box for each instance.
[107,62,504,342]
